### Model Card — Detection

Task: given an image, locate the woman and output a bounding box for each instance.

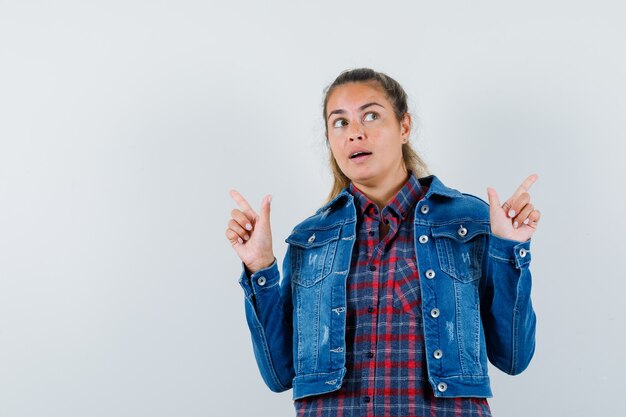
[226,68,540,417]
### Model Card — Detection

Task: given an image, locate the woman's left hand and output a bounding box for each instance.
[486,174,541,242]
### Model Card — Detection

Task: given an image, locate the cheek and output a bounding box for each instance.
[327,139,342,160]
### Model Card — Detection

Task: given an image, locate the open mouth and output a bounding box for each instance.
[350,151,372,159]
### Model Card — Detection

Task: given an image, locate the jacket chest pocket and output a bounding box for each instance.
[286,227,341,288]
[432,222,489,283]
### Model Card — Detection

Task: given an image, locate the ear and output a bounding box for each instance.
[400,113,412,139]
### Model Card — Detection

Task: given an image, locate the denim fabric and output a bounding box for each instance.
[238,175,536,400]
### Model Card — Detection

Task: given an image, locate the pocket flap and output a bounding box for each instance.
[431,222,489,242]
[286,227,341,249]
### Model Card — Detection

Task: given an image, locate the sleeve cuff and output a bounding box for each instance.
[238,258,279,297]
[488,234,532,268]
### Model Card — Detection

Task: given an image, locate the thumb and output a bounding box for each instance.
[486,187,501,215]
[258,194,272,227]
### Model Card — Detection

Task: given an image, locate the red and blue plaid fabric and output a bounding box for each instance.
[294,172,491,417]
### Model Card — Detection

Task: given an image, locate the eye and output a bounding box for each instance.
[332,118,348,128]
[363,112,378,122]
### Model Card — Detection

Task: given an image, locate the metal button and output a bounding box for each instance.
[425,269,436,279]
[419,235,429,244]
[458,226,468,237]
[420,205,430,214]
[430,308,440,318]
[257,276,266,286]
[519,248,527,258]
[437,382,447,392]
[307,234,316,244]
[433,349,443,359]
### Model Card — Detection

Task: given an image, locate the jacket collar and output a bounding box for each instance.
[316,174,462,215]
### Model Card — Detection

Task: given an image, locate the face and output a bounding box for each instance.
[325,81,411,189]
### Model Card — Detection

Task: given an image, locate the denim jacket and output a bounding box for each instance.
[238,175,536,400]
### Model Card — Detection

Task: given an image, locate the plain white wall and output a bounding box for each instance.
[1,1,624,416]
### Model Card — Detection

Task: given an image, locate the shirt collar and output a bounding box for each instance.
[315,174,461,216]
[348,170,425,221]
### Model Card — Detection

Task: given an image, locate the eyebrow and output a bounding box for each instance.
[327,102,385,121]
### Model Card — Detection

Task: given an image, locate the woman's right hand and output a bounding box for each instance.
[226,190,275,274]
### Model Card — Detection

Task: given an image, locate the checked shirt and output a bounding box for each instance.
[294,172,492,417]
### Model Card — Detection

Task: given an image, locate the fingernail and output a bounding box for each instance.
[245,223,252,231]
[243,234,249,240]
[513,221,519,229]
[237,237,243,244]
[523,218,530,225]
[508,209,516,218]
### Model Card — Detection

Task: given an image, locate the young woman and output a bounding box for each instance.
[226,68,541,417]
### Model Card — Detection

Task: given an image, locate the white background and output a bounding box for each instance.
[1,1,624,416]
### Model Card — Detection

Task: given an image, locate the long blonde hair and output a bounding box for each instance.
[322,68,429,203]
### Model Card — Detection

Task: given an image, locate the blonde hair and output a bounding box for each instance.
[322,68,428,203]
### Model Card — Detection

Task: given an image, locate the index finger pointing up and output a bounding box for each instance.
[229,189,258,218]
[511,173,539,200]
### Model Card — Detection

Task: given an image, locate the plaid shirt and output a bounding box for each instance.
[294,172,491,417]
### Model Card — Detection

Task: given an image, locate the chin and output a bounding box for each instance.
[345,169,379,186]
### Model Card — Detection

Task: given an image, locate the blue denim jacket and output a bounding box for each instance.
[238,175,536,400]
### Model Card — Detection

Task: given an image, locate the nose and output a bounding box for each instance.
[348,123,364,141]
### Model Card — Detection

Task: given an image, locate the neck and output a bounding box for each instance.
[354,165,410,210]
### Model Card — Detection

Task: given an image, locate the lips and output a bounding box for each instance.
[349,150,372,159]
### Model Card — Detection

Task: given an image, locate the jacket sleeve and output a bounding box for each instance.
[238,247,295,392]
[479,233,536,375]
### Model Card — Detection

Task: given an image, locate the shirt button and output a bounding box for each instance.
[519,248,528,258]
[363,396,371,403]
[437,382,447,392]
[420,205,430,214]
[425,269,436,279]
[257,276,266,286]
[418,235,429,244]
[384,219,389,224]
[458,226,468,237]
[430,308,440,318]
[433,349,443,359]
[369,265,377,271]
[369,230,375,236]
[367,307,375,313]
[367,352,374,358]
